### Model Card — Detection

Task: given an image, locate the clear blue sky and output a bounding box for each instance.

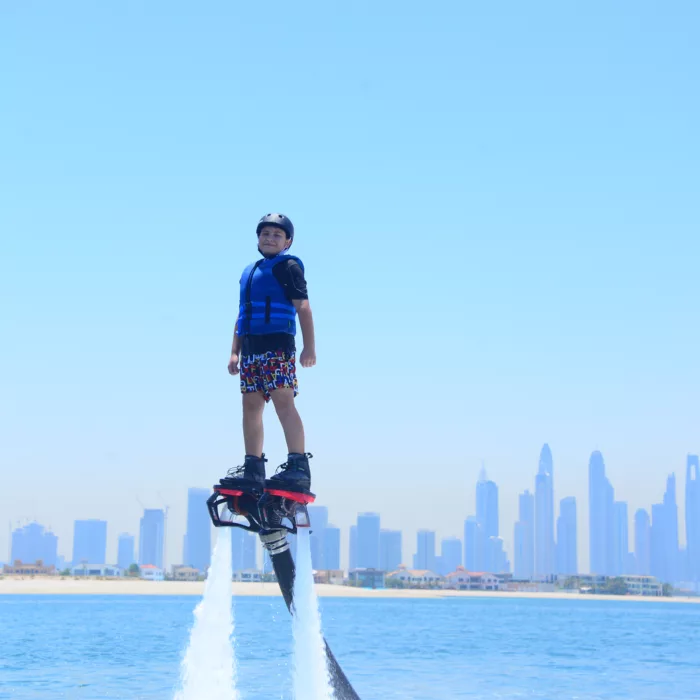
[2,1,698,571]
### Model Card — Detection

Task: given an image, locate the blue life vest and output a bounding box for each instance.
[237,254,303,336]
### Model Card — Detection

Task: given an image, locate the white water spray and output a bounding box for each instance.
[292,527,333,700]
[174,527,238,700]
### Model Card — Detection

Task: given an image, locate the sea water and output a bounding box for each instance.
[1,593,699,699]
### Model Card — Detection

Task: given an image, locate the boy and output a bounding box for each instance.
[222,213,316,497]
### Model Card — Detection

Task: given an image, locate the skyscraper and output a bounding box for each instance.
[243,532,257,570]
[414,530,436,571]
[231,527,244,571]
[686,455,700,582]
[10,522,58,567]
[589,451,614,575]
[485,536,509,573]
[73,519,107,565]
[514,490,535,580]
[556,497,577,575]
[440,537,462,575]
[535,444,555,578]
[470,466,499,571]
[184,488,211,573]
[379,529,402,572]
[476,466,499,538]
[324,525,341,570]
[139,509,165,569]
[117,533,135,570]
[612,501,629,576]
[651,474,680,584]
[650,502,665,581]
[463,516,480,571]
[634,508,651,575]
[664,474,680,582]
[307,505,329,571]
[349,525,357,571]
[356,513,380,569]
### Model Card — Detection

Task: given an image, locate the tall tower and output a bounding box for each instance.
[650,474,680,584]
[514,490,535,579]
[73,520,108,566]
[379,529,402,572]
[556,497,577,575]
[476,465,499,538]
[589,451,613,575]
[323,525,341,571]
[117,533,135,570]
[139,509,165,569]
[535,444,554,577]
[184,488,211,573]
[475,465,499,571]
[414,530,436,571]
[686,455,700,582]
[664,474,680,583]
[612,501,629,576]
[634,508,651,575]
[356,513,380,569]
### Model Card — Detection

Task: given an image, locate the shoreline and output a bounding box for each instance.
[0,577,698,602]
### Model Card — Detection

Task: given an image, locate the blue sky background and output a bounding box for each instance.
[2,1,698,570]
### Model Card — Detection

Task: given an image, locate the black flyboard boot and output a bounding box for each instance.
[206,455,267,531]
[266,452,313,495]
[219,454,267,494]
[258,453,315,532]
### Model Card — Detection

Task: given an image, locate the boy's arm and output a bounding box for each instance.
[293,299,316,367]
[228,314,241,374]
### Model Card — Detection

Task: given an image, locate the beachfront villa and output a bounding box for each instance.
[3,560,56,576]
[442,568,500,591]
[386,567,443,587]
[232,569,262,583]
[170,565,201,581]
[139,564,164,581]
[71,564,122,577]
[620,575,663,596]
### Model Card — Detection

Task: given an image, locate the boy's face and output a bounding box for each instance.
[258,225,290,255]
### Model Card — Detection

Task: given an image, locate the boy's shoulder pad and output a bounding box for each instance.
[280,254,304,268]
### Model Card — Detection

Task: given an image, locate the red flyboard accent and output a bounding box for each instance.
[216,488,245,497]
[266,489,316,504]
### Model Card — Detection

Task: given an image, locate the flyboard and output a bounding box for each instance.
[207,483,360,700]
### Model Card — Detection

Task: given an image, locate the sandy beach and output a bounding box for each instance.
[0,576,698,602]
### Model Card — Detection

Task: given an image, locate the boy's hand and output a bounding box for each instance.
[299,348,316,368]
[228,353,240,375]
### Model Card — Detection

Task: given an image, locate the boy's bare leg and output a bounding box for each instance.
[270,388,305,454]
[242,392,266,456]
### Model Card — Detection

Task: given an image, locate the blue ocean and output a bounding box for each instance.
[1,594,698,699]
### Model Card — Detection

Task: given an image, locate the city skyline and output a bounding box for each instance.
[6,448,699,586]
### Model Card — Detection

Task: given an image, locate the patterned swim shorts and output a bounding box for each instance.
[240,350,298,402]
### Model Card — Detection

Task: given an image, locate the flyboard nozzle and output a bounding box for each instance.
[259,530,290,556]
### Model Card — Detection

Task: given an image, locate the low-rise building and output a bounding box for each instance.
[314,569,345,585]
[349,568,386,588]
[71,564,122,577]
[441,568,499,590]
[171,565,201,581]
[233,569,262,583]
[386,567,441,587]
[3,560,56,576]
[140,564,164,581]
[621,575,663,596]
